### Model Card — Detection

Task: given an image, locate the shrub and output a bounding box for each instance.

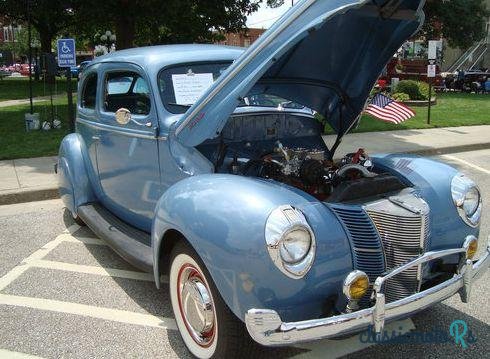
[417,81,430,100]
[392,92,410,102]
[394,80,431,101]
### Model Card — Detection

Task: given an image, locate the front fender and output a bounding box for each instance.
[58,133,95,214]
[372,154,480,250]
[152,174,352,322]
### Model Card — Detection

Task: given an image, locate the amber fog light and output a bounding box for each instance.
[343,270,369,300]
[464,235,478,260]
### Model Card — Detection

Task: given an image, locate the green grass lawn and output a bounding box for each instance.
[348,92,490,133]
[0,99,71,160]
[0,92,488,160]
[0,77,77,101]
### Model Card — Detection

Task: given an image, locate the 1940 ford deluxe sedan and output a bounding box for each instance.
[57,0,489,357]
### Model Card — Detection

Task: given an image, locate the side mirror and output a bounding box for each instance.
[115,108,131,125]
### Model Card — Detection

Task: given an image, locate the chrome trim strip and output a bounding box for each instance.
[77,118,156,140]
[245,244,489,346]
[230,110,314,119]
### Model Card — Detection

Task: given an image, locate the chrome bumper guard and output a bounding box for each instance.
[245,244,490,346]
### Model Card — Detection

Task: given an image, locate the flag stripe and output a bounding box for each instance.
[389,103,414,117]
[363,93,415,124]
[366,106,405,123]
[365,108,401,123]
[386,105,410,119]
[365,107,402,123]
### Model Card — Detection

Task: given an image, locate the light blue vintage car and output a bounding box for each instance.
[57,0,488,357]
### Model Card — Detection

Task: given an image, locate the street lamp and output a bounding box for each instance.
[98,30,117,54]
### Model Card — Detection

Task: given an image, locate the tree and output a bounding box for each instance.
[423,0,489,49]
[0,0,76,54]
[73,0,285,50]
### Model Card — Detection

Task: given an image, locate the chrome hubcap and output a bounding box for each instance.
[178,265,215,347]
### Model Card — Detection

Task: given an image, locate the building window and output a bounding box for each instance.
[244,39,251,47]
[3,27,10,42]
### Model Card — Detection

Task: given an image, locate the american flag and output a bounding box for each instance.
[364,93,415,124]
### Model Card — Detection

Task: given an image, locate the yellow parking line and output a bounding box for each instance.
[0,294,177,330]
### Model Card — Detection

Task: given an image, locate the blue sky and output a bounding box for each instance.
[246,1,293,29]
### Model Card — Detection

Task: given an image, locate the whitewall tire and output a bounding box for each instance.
[169,241,258,358]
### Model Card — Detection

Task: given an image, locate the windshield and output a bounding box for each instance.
[158,62,305,114]
[158,62,230,114]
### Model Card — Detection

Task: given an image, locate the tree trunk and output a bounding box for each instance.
[39,30,55,83]
[39,31,52,54]
[115,12,135,49]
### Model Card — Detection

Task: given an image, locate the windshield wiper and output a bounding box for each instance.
[168,102,192,108]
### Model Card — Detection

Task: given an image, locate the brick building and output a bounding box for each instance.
[216,28,266,47]
[0,16,22,65]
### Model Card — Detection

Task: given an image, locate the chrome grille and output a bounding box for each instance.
[365,192,429,303]
[329,205,385,306]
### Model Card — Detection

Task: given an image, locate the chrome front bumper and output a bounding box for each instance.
[245,244,490,346]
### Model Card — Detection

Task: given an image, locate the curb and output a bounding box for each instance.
[0,142,489,206]
[0,187,59,206]
[406,142,490,157]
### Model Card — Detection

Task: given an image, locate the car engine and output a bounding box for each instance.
[236,141,377,200]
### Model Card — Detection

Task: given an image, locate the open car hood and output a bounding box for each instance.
[174,0,425,147]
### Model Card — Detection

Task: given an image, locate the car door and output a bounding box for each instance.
[77,67,102,197]
[95,63,162,233]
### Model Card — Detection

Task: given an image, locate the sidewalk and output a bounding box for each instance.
[0,156,58,205]
[0,93,74,108]
[323,124,490,157]
[0,125,489,205]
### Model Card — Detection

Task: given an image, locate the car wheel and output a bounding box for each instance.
[169,241,257,358]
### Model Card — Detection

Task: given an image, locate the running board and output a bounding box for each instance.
[77,204,153,273]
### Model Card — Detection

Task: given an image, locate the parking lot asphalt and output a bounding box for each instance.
[0,149,488,359]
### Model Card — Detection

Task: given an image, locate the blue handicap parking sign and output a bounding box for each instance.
[57,38,76,67]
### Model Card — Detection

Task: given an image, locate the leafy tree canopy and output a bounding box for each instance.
[422,0,489,49]
[74,0,286,49]
[1,0,487,56]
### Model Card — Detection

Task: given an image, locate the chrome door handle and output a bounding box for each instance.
[92,135,100,141]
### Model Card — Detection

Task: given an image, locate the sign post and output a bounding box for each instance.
[427,40,438,125]
[57,38,76,132]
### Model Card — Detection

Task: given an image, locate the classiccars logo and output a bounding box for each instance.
[359,320,476,348]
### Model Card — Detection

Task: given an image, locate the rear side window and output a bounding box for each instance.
[81,73,97,109]
[104,72,151,115]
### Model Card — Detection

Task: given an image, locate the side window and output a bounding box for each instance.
[81,73,97,109]
[104,72,151,116]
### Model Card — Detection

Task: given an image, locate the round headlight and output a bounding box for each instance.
[265,205,316,279]
[462,187,480,217]
[279,228,311,264]
[451,173,482,227]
